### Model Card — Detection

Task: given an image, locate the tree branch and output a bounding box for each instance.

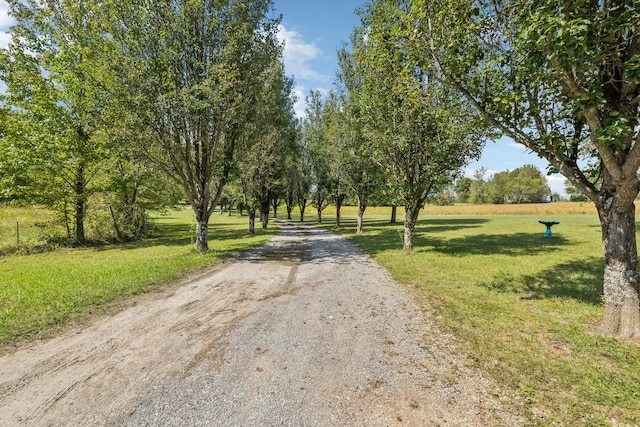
[548,56,623,182]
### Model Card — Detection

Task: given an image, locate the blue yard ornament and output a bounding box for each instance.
[538,220,560,237]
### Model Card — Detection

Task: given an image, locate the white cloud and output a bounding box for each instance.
[277,25,327,82]
[291,85,332,118]
[0,31,11,49]
[547,174,567,196]
[0,1,13,50]
[292,85,307,118]
[0,1,14,29]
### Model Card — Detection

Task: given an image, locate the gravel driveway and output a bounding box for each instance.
[0,222,522,426]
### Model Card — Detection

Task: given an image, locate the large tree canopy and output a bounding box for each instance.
[353,0,488,250]
[0,0,118,243]
[334,40,385,234]
[237,60,298,233]
[407,0,640,337]
[109,0,281,251]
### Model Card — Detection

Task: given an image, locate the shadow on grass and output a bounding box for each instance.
[417,232,570,256]
[342,217,602,305]
[482,256,604,305]
[346,218,568,257]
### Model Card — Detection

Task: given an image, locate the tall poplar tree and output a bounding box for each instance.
[303,90,332,224]
[354,0,487,250]
[237,60,297,233]
[335,39,384,235]
[110,0,280,251]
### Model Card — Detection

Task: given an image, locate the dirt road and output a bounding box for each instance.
[0,222,522,426]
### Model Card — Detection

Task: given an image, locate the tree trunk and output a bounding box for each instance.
[75,165,86,245]
[317,207,322,224]
[260,198,270,229]
[390,204,397,224]
[109,206,122,240]
[335,194,345,227]
[195,219,208,252]
[403,203,420,251]
[299,198,306,222]
[248,209,256,235]
[286,192,295,220]
[596,194,640,338]
[356,198,367,235]
[63,201,71,239]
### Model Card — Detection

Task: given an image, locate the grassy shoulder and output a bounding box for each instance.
[0,207,276,349]
[313,203,640,426]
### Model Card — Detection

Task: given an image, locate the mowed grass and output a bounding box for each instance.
[313,203,640,426]
[0,207,276,349]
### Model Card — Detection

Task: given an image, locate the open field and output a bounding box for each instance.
[314,203,640,426]
[0,207,276,349]
[0,206,66,253]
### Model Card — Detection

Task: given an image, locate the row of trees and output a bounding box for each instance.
[455,165,551,204]
[1,0,639,337]
[0,0,296,251]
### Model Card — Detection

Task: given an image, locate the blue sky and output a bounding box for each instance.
[0,0,567,195]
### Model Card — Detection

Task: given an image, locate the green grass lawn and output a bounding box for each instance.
[0,207,276,348]
[316,210,640,427]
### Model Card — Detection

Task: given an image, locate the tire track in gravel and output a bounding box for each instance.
[0,222,523,426]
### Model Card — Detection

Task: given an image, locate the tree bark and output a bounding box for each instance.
[75,165,86,245]
[390,204,397,224]
[298,198,307,222]
[63,201,71,239]
[286,191,295,220]
[335,194,345,227]
[195,219,208,252]
[317,207,322,224]
[596,192,640,338]
[356,198,367,235]
[403,202,421,251]
[109,206,122,241]
[260,198,270,229]
[248,210,256,235]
